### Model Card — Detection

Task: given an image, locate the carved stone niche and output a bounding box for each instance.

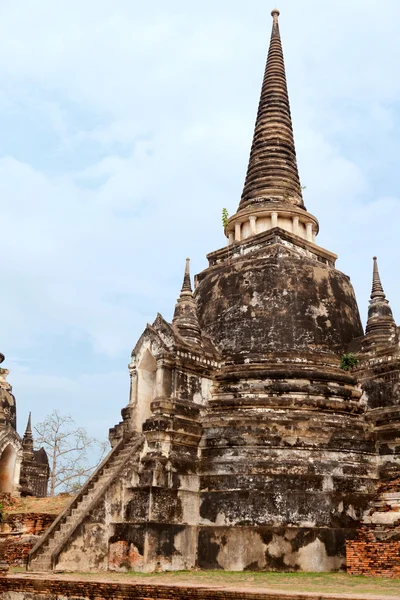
[134,348,157,432]
[130,337,173,434]
[0,438,22,494]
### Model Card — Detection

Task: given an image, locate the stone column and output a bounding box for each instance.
[155,358,173,399]
[228,232,234,245]
[271,212,278,228]
[292,216,299,236]
[128,360,138,407]
[13,450,22,497]
[156,359,165,398]
[306,222,313,242]
[249,216,257,236]
[235,222,241,242]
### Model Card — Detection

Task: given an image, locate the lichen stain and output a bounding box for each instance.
[216,529,267,571]
[284,538,344,572]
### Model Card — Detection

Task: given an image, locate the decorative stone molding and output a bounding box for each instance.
[226,204,319,246]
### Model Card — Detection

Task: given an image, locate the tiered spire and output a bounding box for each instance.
[172,259,202,346]
[180,258,192,294]
[364,257,396,347]
[370,256,386,301]
[239,9,304,212]
[22,412,34,458]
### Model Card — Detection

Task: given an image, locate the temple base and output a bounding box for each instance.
[106,524,356,573]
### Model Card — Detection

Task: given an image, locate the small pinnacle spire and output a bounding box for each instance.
[239,9,304,212]
[364,256,396,346]
[25,412,32,437]
[23,411,34,457]
[181,258,192,294]
[173,258,202,346]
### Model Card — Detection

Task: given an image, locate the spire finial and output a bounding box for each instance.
[24,412,32,437]
[23,411,34,457]
[271,8,280,24]
[181,257,192,295]
[238,7,304,212]
[371,256,385,300]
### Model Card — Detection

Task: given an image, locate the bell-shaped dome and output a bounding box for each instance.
[196,240,363,363]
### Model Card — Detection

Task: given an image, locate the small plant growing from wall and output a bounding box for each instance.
[340,353,359,371]
[222,208,229,231]
[222,208,230,265]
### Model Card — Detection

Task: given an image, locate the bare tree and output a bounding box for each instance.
[34,410,109,496]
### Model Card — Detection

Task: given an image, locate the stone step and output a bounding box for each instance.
[29,439,141,570]
[30,560,51,571]
[39,467,119,552]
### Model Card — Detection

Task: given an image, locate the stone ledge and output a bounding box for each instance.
[0,575,393,600]
[204,227,337,269]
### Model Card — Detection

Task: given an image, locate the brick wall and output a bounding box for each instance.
[346,538,400,578]
[0,540,32,566]
[346,476,400,578]
[0,513,56,566]
[0,575,383,600]
[1,513,55,535]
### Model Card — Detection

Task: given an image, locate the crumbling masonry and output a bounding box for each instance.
[28,10,400,572]
[0,351,49,498]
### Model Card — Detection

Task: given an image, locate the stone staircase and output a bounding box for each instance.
[28,434,144,572]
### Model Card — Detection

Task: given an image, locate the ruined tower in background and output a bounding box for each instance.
[0,351,20,494]
[0,354,49,498]
[19,413,50,498]
[28,10,400,573]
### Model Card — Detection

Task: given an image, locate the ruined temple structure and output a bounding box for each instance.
[0,352,49,497]
[28,10,400,573]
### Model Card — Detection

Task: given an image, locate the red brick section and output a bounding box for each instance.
[0,576,388,600]
[0,540,32,566]
[346,529,400,579]
[109,539,144,571]
[2,512,55,534]
[0,513,56,566]
[346,477,400,578]
[347,540,400,578]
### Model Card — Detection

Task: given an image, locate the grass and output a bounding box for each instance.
[11,569,400,597]
[3,494,72,515]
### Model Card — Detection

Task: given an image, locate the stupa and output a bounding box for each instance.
[28,10,400,573]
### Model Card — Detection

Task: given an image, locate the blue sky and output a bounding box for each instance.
[1,0,400,443]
